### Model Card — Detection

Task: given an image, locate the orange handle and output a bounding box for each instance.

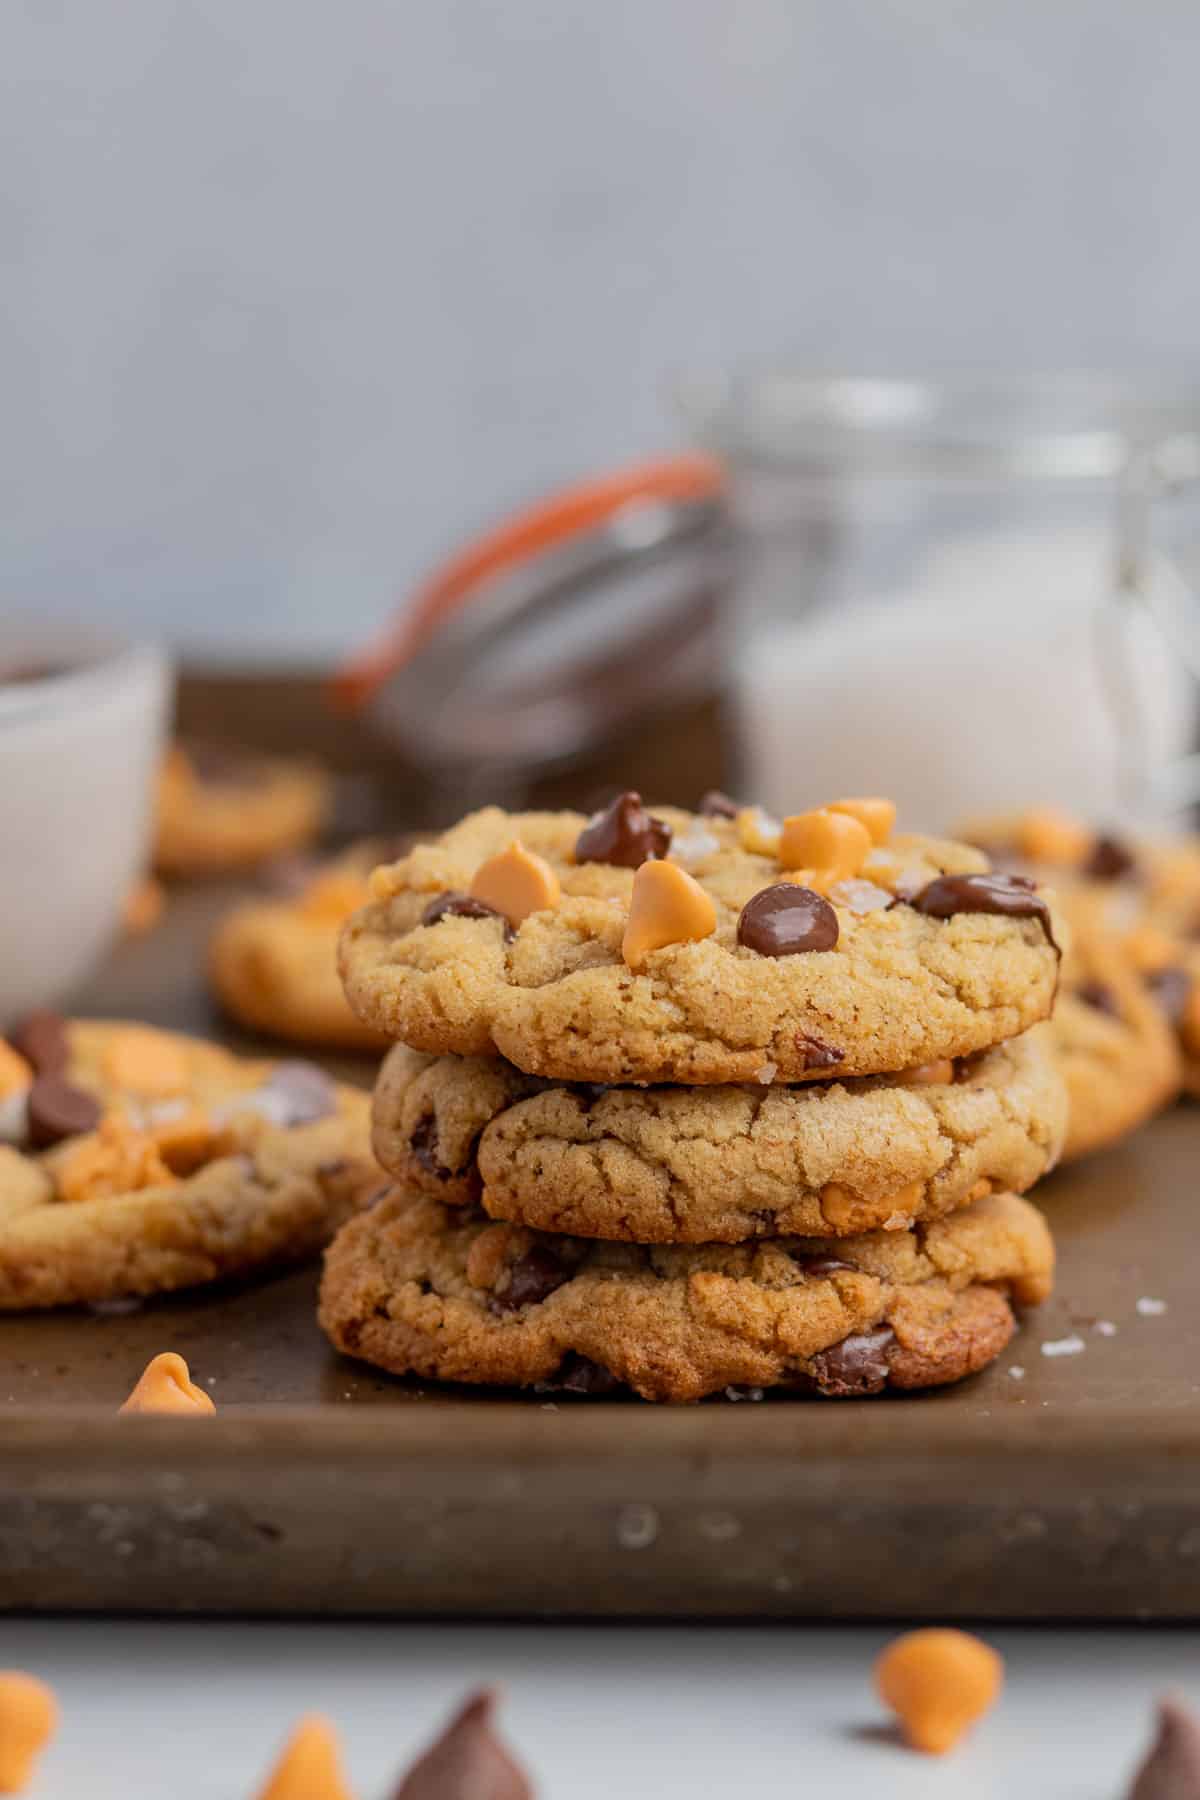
[333,451,726,710]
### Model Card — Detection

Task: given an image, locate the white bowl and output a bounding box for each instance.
[0,626,171,1019]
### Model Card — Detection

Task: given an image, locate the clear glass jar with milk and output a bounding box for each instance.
[676,372,1200,832]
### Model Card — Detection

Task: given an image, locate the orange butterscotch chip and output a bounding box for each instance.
[779,809,871,881]
[736,806,782,856]
[829,797,896,846]
[299,871,370,923]
[0,1671,58,1793]
[150,1107,222,1175]
[101,1026,190,1099]
[0,1043,32,1100]
[622,860,717,970]
[120,1352,215,1417]
[254,1715,355,1800]
[898,1059,955,1087]
[1015,807,1092,866]
[875,1628,1003,1755]
[1123,923,1178,975]
[469,842,561,928]
[56,1116,177,1205]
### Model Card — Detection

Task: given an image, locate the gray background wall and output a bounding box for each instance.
[4,1,1199,661]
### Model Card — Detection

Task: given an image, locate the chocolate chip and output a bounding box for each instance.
[792,1253,856,1278]
[411,1115,451,1180]
[794,1032,844,1071]
[421,891,514,939]
[490,1244,573,1313]
[555,1353,623,1395]
[393,1687,533,1800]
[1084,834,1137,881]
[264,1060,335,1125]
[738,884,839,956]
[808,1325,896,1397]
[1146,966,1192,1029]
[26,1075,101,1149]
[574,791,671,868]
[7,1010,69,1075]
[1076,980,1120,1018]
[699,790,740,819]
[909,872,1059,953]
[1127,1697,1200,1800]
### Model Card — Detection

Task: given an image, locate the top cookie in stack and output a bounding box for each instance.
[339,793,1063,1085]
[324,795,1064,1403]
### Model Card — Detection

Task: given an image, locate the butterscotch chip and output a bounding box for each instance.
[102,1027,190,1098]
[829,797,896,846]
[469,843,561,927]
[1015,807,1093,865]
[56,1117,177,1205]
[736,806,782,856]
[0,1043,32,1100]
[780,809,872,879]
[875,1628,1003,1754]
[319,1186,1054,1403]
[253,1715,354,1800]
[120,1351,215,1416]
[340,805,1062,1085]
[150,1107,222,1175]
[0,1671,58,1792]
[622,859,717,970]
[1122,923,1178,974]
[898,1060,955,1086]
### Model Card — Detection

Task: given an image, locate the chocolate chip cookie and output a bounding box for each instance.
[319,1185,1053,1403]
[371,1031,1066,1242]
[1049,896,1182,1161]
[0,1015,377,1307]
[211,843,393,1052]
[154,740,330,875]
[339,798,1063,1085]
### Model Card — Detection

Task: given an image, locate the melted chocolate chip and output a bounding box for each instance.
[574,791,671,868]
[411,1114,451,1180]
[555,1353,623,1395]
[7,1009,69,1075]
[909,872,1059,953]
[699,789,740,819]
[265,1060,336,1125]
[490,1244,573,1313]
[421,891,514,939]
[26,1075,101,1149]
[792,1253,856,1278]
[393,1688,533,1800]
[794,1032,844,1071]
[1146,966,1193,1028]
[738,884,839,957]
[808,1325,896,1397]
[1076,980,1120,1018]
[1127,1698,1200,1800]
[1084,834,1137,881]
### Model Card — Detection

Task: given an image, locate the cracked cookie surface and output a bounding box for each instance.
[339,807,1063,1084]
[318,1185,1053,1403]
[0,1017,377,1307]
[372,1033,1066,1242]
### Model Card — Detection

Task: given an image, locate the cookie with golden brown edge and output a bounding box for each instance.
[318,1186,1054,1404]
[339,798,1063,1085]
[371,1032,1066,1243]
[154,740,329,875]
[210,842,395,1052]
[0,1016,376,1308]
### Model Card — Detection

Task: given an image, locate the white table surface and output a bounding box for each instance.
[4,1619,1196,1797]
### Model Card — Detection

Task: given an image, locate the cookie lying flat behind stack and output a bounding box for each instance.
[323,792,1065,1401]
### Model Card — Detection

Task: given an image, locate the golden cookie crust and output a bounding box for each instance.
[154,742,329,875]
[372,1032,1066,1242]
[0,1020,377,1308]
[210,847,389,1052]
[340,807,1063,1085]
[319,1186,1054,1404]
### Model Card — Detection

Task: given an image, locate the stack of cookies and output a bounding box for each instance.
[323,793,1066,1403]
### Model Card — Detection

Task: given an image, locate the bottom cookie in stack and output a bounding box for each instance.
[319,1187,1054,1403]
